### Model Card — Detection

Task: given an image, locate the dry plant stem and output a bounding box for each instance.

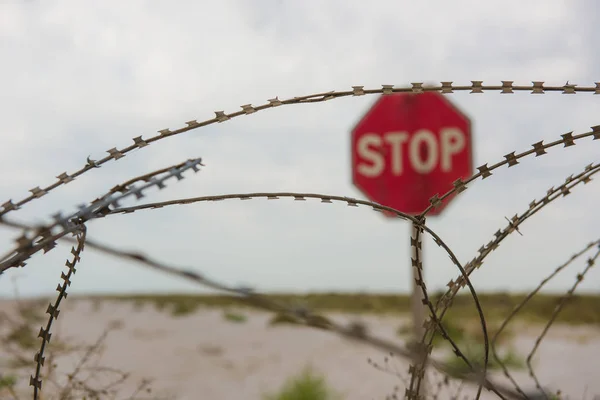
[525,248,600,397]
[31,226,86,400]
[0,81,597,219]
[454,380,466,400]
[28,309,135,399]
[491,239,600,398]
[57,328,110,400]
[431,372,446,400]
[43,341,59,396]
[8,386,21,400]
[124,378,153,400]
[2,279,26,400]
[367,354,410,387]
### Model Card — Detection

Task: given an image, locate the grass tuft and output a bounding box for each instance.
[7,323,38,350]
[444,345,525,378]
[170,299,200,317]
[89,292,600,326]
[269,313,302,326]
[222,310,248,323]
[0,374,17,390]
[263,367,342,400]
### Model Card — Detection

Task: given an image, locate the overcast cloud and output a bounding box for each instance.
[0,0,599,298]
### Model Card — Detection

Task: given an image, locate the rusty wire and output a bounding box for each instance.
[34,165,598,399]
[74,234,524,400]
[98,159,598,399]
[409,161,600,397]
[30,226,86,400]
[0,81,597,220]
[526,247,599,397]
[0,80,597,399]
[0,158,204,273]
[491,239,600,398]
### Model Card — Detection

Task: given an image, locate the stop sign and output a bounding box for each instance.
[351,92,473,216]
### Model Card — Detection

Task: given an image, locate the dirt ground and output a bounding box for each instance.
[2,298,599,400]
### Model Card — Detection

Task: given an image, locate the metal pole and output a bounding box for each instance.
[410,220,427,395]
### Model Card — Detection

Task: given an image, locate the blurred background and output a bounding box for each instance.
[1,0,598,298]
[1,2,599,398]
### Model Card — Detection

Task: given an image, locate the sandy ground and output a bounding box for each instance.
[2,298,600,400]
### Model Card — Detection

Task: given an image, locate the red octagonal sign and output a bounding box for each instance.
[351,92,473,217]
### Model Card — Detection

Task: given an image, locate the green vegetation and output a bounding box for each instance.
[74,292,600,325]
[397,318,514,346]
[170,298,202,316]
[7,322,38,350]
[268,313,333,330]
[432,320,467,345]
[269,313,303,326]
[1,298,152,399]
[0,373,18,399]
[444,345,525,378]
[0,374,17,390]
[18,301,45,324]
[398,319,469,345]
[263,367,342,400]
[222,310,248,323]
[398,316,523,375]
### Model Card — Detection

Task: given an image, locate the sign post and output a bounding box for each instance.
[350,91,473,388]
[410,222,425,348]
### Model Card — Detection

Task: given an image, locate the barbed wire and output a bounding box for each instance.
[97,159,598,400]
[30,226,86,400]
[1,80,598,399]
[417,129,599,218]
[5,154,597,399]
[102,192,491,397]
[88,128,600,399]
[446,162,599,302]
[409,162,600,397]
[0,158,204,273]
[74,234,524,400]
[491,239,600,398]
[526,247,599,397]
[0,81,597,220]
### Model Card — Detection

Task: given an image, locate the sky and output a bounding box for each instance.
[0,0,599,298]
